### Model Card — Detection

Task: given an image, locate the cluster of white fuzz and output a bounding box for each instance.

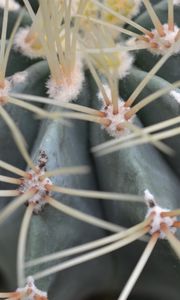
[18,152,52,214]
[98,85,133,138]
[128,0,141,18]
[120,0,141,19]
[46,58,85,102]
[116,50,134,79]
[0,0,20,11]
[16,276,48,300]
[14,27,44,59]
[174,0,180,5]
[10,71,28,85]
[128,24,180,55]
[144,189,177,239]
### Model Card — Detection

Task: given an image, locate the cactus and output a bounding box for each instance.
[0,1,179,300]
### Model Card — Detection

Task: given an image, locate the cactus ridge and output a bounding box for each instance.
[0,1,179,300]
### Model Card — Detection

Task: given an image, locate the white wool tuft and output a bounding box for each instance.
[14,27,44,59]
[131,0,142,17]
[98,84,134,138]
[0,0,20,11]
[18,166,52,214]
[10,71,28,85]
[127,24,180,56]
[174,0,180,5]
[145,190,177,239]
[117,51,134,79]
[16,276,47,299]
[144,189,155,202]
[46,58,85,102]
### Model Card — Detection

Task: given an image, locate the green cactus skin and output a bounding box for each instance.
[0,1,179,300]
